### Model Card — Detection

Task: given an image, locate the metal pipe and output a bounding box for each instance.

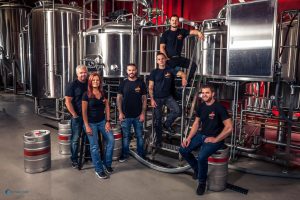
[98,0,103,26]
[262,138,300,150]
[130,150,191,173]
[12,60,17,94]
[226,143,258,153]
[42,2,49,96]
[180,87,185,144]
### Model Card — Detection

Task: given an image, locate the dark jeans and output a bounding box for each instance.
[179,133,224,183]
[70,116,83,163]
[167,56,197,82]
[121,118,144,158]
[153,96,181,146]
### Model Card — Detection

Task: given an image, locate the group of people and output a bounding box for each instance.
[64,14,232,196]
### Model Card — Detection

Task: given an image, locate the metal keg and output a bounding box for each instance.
[24,130,51,173]
[112,127,122,161]
[58,120,71,155]
[207,146,229,191]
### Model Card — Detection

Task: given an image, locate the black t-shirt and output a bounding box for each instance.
[65,79,87,116]
[149,67,177,98]
[118,78,147,118]
[160,28,189,57]
[196,101,230,137]
[82,92,107,123]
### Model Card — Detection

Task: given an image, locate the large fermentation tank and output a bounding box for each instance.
[85,22,160,77]
[85,22,139,78]
[202,19,227,78]
[182,34,202,75]
[29,1,82,98]
[279,19,300,83]
[0,3,30,87]
[140,27,160,75]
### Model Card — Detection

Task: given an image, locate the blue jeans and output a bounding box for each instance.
[154,96,181,146]
[70,116,83,163]
[179,133,224,183]
[121,118,144,158]
[83,120,115,173]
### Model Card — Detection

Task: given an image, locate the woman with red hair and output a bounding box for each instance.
[82,72,114,179]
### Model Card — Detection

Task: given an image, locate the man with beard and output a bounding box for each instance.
[149,53,187,150]
[65,65,88,168]
[160,14,204,83]
[179,85,232,195]
[117,63,147,162]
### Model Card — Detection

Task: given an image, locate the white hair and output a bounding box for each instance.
[76,65,87,74]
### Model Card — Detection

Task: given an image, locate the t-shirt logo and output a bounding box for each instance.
[177,34,183,40]
[164,72,171,78]
[135,86,141,93]
[209,111,215,119]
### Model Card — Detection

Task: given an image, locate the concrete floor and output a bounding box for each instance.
[0,92,300,200]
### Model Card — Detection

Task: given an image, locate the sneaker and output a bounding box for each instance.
[105,167,114,174]
[71,161,78,169]
[119,156,128,163]
[196,183,206,195]
[163,124,176,135]
[95,171,108,179]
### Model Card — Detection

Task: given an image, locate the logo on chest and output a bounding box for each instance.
[177,34,183,40]
[135,86,141,93]
[164,72,171,78]
[208,111,215,119]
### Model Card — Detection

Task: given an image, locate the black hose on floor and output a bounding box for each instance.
[229,164,300,179]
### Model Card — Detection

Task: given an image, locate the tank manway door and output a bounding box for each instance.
[226,0,277,82]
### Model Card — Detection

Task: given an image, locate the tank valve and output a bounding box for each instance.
[111,64,119,71]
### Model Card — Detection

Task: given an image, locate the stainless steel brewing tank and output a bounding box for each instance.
[140,27,160,75]
[279,19,300,83]
[0,3,30,83]
[202,19,227,78]
[29,2,82,98]
[85,22,139,78]
[182,35,202,75]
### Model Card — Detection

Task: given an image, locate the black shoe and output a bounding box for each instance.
[105,167,114,174]
[95,171,108,179]
[163,124,176,134]
[192,170,198,180]
[71,161,78,169]
[196,183,206,195]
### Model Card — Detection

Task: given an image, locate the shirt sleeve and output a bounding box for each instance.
[218,104,230,121]
[170,67,177,77]
[182,28,190,38]
[160,31,167,44]
[118,81,124,95]
[149,70,155,81]
[65,82,74,97]
[195,105,202,118]
[82,92,88,102]
[140,80,147,95]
